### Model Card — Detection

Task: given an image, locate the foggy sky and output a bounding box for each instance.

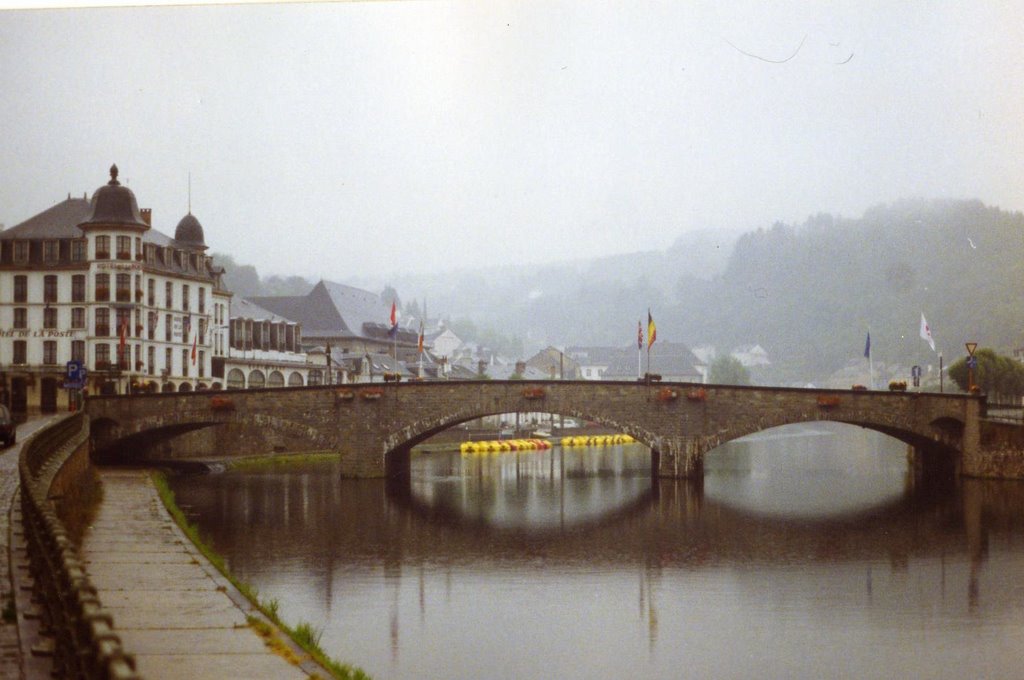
[1,2,1021,281]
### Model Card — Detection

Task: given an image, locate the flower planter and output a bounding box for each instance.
[336,389,355,401]
[656,387,679,402]
[522,387,546,400]
[210,396,235,412]
[686,388,707,402]
[888,381,907,392]
[817,395,841,409]
[361,388,384,400]
[851,384,867,391]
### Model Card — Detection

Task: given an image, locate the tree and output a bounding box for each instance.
[709,355,752,386]
[380,285,401,308]
[948,348,1024,398]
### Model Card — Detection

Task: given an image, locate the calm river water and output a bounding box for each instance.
[167,423,1024,679]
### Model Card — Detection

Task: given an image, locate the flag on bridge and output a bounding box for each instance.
[647,309,656,347]
[920,313,936,352]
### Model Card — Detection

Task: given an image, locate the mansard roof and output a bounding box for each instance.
[0,197,90,239]
[252,280,394,340]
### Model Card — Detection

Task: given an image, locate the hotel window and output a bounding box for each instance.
[198,351,205,378]
[72,275,85,302]
[95,273,110,301]
[95,235,110,259]
[116,273,131,302]
[43,307,57,329]
[12,341,26,365]
[148,346,155,375]
[43,240,59,262]
[145,244,156,263]
[165,314,172,342]
[199,318,207,344]
[165,281,173,308]
[71,340,85,363]
[148,311,157,340]
[165,348,172,375]
[148,278,155,306]
[182,285,190,312]
[13,241,28,263]
[13,275,27,303]
[13,308,26,329]
[71,307,86,329]
[182,349,189,377]
[44,275,58,303]
[135,237,142,258]
[43,341,57,365]
[95,344,110,369]
[116,235,131,260]
[95,308,110,337]
[198,288,206,314]
[134,344,141,371]
[71,239,86,262]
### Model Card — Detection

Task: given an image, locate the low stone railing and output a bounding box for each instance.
[18,413,141,679]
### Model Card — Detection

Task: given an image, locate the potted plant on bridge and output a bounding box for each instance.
[817,395,841,409]
[522,387,546,400]
[656,387,679,402]
[888,380,907,392]
[686,387,707,402]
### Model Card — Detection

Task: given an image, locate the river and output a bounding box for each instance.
[167,423,1024,679]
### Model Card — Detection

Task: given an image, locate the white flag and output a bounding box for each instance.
[920,313,936,352]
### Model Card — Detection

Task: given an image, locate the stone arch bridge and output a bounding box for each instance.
[85,380,990,479]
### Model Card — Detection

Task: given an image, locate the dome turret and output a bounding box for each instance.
[78,164,150,230]
[174,212,207,249]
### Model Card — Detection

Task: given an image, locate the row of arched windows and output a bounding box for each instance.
[225,368,306,390]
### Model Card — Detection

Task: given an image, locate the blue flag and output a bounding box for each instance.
[864,332,871,359]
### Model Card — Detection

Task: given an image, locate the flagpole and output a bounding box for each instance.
[637,320,642,380]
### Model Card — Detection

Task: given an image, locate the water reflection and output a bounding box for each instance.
[404,445,654,531]
[167,425,1024,680]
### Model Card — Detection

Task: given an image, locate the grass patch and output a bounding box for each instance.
[226,451,340,471]
[152,472,370,680]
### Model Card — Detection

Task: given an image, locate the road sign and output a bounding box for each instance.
[965,342,978,357]
[967,357,978,370]
[66,360,82,379]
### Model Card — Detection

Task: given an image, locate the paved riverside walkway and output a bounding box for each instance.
[79,469,315,680]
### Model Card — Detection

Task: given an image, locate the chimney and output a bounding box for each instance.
[478,360,487,376]
[140,208,152,226]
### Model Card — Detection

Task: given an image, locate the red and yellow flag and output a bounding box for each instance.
[647,309,656,347]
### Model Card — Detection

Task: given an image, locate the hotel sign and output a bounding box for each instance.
[0,328,81,338]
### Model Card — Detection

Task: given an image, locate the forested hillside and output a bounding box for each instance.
[216,199,1024,386]
[664,199,1024,383]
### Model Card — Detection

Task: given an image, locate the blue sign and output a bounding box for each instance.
[911,365,922,378]
[65,361,86,389]
[967,357,978,370]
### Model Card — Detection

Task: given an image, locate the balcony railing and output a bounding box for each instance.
[95,287,110,301]
[116,251,131,260]
[116,288,131,302]
[95,250,110,260]
[95,325,110,337]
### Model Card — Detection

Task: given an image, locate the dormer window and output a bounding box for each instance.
[71,240,86,262]
[13,241,28,263]
[43,240,59,262]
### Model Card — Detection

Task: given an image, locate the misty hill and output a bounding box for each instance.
[214,198,1023,386]
[664,199,1024,384]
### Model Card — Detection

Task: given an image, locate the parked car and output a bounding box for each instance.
[0,405,15,447]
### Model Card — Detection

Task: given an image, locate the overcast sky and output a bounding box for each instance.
[1,2,1021,281]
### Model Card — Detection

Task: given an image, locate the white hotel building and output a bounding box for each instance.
[0,164,236,413]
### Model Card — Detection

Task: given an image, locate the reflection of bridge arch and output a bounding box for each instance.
[85,381,983,479]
